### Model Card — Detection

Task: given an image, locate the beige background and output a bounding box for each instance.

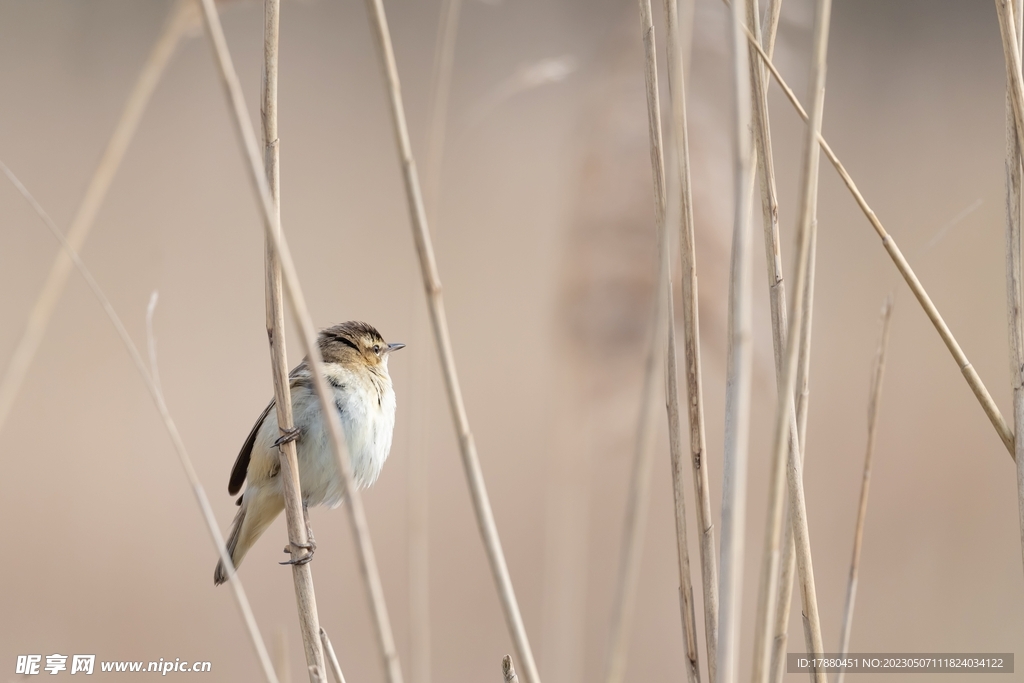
[1,1,1021,681]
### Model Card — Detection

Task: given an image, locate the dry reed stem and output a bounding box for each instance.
[740,0,809,680]
[663,293,699,683]
[0,0,194,436]
[753,1,833,681]
[718,0,756,679]
[0,162,280,683]
[788,0,831,675]
[835,295,893,683]
[745,0,828,679]
[747,0,784,379]
[195,4,405,683]
[998,0,1024,582]
[425,0,463,216]
[1012,0,1024,587]
[503,656,520,683]
[359,2,540,681]
[607,0,706,678]
[999,0,1024,149]
[771,239,817,683]
[678,0,697,78]
[769,273,819,683]
[794,235,815,483]
[407,3,465,680]
[760,0,781,56]
[735,12,1016,459]
[731,3,808,681]
[259,2,327,680]
[605,0,699,679]
[741,0,786,679]
[320,629,349,683]
[665,0,715,679]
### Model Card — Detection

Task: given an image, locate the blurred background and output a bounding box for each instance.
[1,0,1022,681]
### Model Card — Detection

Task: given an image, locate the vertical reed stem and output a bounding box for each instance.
[998,0,1024,585]
[260,3,328,681]
[666,0,717,678]
[836,296,893,683]
[757,1,834,680]
[359,2,540,681]
[320,629,349,683]
[718,0,755,678]
[740,0,811,679]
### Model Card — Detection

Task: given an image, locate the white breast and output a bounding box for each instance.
[292,363,396,508]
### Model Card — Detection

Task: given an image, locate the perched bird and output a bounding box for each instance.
[214,321,403,585]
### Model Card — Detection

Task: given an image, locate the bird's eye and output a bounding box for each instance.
[373,344,381,354]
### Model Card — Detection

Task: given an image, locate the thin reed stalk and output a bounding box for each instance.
[607,0,706,677]
[260,3,327,681]
[320,629,349,683]
[769,269,817,683]
[406,3,465,680]
[0,161,279,683]
[195,3,405,683]
[358,2,540,681]
[768,517,795,683]
[748,0,784,378]
[740,0,810,679]
[998,0,1024,581]
[760,0,782,56]
[606,0,700,679]
[795,242,815,490]
[753,1,833,681]
[425,0,463,216]
[0,0,194,436]
[766,251,820,683]
[836,296,893,683]
[663,242,700,683]
[664,0,709,679]
[742,0,828,679]
[718,0,756,679]
[733,11,1016,459]
[731,5,811,681]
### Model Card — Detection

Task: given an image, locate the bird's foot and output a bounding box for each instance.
[273,427,301,449]
[280,541,315,566]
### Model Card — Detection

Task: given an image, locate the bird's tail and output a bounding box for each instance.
[214,487,284,585]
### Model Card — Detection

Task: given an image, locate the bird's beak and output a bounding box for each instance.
[387,342,406,353]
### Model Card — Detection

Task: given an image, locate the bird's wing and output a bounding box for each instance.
[228,400,274,496]
[228,361,312,496]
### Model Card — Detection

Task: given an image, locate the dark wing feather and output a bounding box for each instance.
[228,400,274,495]
[229,362,310,495]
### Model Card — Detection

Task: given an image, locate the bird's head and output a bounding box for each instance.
[318,321,405,370]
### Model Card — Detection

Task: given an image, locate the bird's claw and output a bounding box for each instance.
[273,427,301,449]
[280,541,315,566]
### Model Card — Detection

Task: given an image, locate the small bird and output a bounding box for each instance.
[214,321,403,585]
